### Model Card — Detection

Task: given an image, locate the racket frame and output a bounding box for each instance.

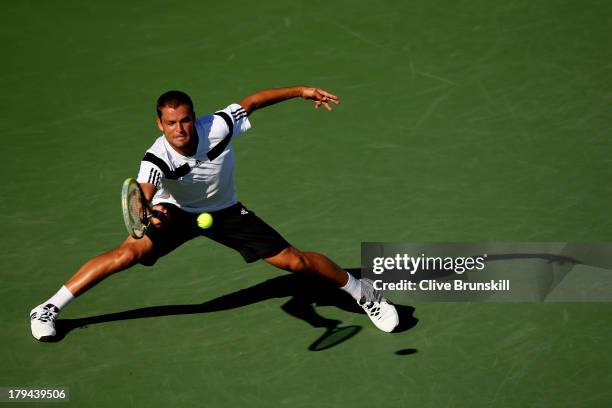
[121,178,153,239]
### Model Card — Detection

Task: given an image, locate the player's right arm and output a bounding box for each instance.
[139,182,157,202]
[137,160,168,228]
[136,181,168,228]
[138,182,168,228]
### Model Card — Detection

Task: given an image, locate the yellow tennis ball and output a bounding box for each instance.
[197,212,213,229]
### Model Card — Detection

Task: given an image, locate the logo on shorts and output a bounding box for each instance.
[240,208,249,215]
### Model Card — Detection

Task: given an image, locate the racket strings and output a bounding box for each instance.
[128,185,147,235]
[122,178,151,239]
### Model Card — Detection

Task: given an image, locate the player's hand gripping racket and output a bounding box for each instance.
[121,178,164,239]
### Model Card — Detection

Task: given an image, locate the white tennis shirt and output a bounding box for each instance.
[136,103,251,213]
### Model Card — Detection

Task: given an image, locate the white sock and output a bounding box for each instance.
[341,272,362,301]
[45,286,75,310]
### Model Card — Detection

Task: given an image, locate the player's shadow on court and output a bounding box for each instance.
[51,268,418,351]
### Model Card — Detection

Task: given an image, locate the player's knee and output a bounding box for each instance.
[115,240,154,269]
[266,247,314,273]
[286,251,313,274]
[114,237,156,268]
[114,246,139,269]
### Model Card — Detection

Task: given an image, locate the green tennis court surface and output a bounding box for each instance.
[1,0,611,406]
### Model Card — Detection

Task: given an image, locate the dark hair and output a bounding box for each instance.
[156,90,194,118]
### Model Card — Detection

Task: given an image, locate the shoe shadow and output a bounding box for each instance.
[52,269,418,351]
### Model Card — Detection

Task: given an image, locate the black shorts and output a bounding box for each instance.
[141,202,290,266]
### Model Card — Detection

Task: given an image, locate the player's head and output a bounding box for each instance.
[156,90,197,155]
[156,90,194,118]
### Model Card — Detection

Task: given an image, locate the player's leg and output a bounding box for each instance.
[65,236,155,296]
[264,247,399,332]
[201,202,399,332]
[30,236,155,341]
[264,247,348,286]
[30,204,199,341]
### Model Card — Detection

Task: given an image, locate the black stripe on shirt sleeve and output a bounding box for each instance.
[231,107,246,122]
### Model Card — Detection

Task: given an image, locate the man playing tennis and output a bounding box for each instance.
[30,86,399,341]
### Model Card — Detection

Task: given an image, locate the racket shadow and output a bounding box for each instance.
[308,325,362,351]
[51,269,418,350]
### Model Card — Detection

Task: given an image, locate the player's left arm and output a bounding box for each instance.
[238,86,340,116]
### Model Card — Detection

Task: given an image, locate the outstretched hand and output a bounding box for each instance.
[150,204,170,228]
[301,87,340,111]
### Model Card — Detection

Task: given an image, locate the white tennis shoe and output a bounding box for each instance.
[30,303,59,341]
[358,279,399,333]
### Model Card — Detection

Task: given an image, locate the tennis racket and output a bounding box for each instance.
[121,178,164,239]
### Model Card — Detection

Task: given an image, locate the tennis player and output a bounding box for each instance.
[30,86,398,341]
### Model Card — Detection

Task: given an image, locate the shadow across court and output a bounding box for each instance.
[50,269,418,351]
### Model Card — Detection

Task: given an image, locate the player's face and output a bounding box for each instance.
[157,104,197,155]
